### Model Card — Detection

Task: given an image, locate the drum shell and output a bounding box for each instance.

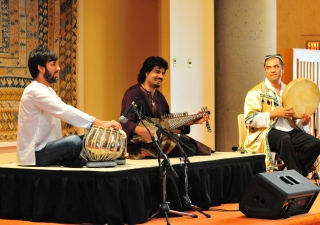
[84,126,127,161]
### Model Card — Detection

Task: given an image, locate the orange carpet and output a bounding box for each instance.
[142,194,320,225]
[0,192,319,225]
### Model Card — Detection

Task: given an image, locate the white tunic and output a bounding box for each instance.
[244,78,309,170]
[17,81,95,165]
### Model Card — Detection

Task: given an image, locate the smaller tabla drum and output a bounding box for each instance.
[83,126,127,167]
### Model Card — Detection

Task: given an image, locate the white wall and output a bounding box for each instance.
[169,0,215,149]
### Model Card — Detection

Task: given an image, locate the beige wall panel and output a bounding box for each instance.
[81,0,159,120]
[215,0,276,152]
[0,146,16,164]
[277,0,320,55]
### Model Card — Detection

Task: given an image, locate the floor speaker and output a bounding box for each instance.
[239,170,320,219]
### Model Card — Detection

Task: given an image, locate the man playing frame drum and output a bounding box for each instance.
[243,54,320,176]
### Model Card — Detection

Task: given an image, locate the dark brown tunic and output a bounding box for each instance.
[120,84,211,158]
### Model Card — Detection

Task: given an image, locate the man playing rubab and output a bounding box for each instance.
[119,56,212,159]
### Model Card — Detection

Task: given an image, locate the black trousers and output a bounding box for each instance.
[268,128,320,176]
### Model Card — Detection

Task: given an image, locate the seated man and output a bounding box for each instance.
[244,54,320,176]
[17,47,122,167]
[119,56,212,159]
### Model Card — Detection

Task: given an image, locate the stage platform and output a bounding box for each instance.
[0,152,266,225]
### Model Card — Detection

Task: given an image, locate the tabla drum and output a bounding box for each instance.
[282,78,320,118]
[83,126,127,167]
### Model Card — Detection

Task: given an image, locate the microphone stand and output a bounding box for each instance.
[133,110,197,225]
[174,141,211,218]
[151,125,210,218]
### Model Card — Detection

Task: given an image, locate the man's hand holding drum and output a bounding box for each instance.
[270,106,295,119]
[270,106,310,126]
[301,112,311,126]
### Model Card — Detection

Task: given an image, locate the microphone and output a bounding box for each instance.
[119,97,139,124]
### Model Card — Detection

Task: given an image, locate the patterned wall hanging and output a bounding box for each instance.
[0,0,78,142]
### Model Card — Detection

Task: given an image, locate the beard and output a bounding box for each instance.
[154,83,160,88]
[153,78,162,88]
[44,69,58,83]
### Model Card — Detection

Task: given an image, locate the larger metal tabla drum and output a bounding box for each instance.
[83,126,127,167]
[282,78,320,119]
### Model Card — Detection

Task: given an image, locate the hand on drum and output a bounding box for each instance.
[271,106,295,119]
[92,119,122,130]
[301,112,311,126]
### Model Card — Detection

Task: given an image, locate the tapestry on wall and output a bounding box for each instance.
[0,0,78,142]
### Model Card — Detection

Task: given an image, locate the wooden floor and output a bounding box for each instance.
[0,190,319,225]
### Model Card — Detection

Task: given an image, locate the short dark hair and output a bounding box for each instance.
[264,54,284,67]
[137,56,169,83]
[28,46,58,79]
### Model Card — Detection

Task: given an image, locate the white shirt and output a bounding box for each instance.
[17,81,95,165]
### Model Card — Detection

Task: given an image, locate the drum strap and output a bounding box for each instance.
[287,118,301,130]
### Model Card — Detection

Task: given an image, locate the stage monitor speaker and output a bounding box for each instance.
[239,170,320,219]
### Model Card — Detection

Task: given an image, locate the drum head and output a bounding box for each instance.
[282,78,320,118]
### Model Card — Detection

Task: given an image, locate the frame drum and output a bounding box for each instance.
[282,78,320,118]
